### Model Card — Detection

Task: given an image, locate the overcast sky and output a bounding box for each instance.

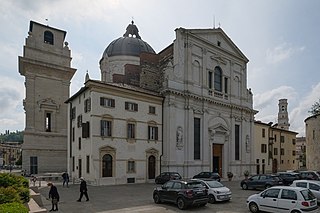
[1,0,320,136]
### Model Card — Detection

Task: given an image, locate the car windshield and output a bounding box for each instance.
[300,189,316,201]
[186,182,203,189]
[205,180,224,188]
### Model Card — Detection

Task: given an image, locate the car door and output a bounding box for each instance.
[278,189,298,213]
[257,175,267,188]
[249,175,260,188]
[258,188,281,212]
[168,182,182,202]
[160,181,174,201]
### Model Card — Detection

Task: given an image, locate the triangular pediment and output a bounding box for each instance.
[186,28,248,62]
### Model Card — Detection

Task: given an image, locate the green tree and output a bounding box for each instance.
[309,99,320,116]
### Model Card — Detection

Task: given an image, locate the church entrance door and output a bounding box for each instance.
[148,155,156,179]
[212,144,223,177]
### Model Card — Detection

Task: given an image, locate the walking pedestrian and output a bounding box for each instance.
[47,182,59,211]
[77,177,89,202]
[62,172,69,187]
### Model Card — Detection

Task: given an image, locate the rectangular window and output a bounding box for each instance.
[280,148,285,155]
[149,106,156,114]
[100,97,115,107]
[84,98,91,113]
[72,127,75,142]
[235,124,240,160]
[292,139,296,145]
[280,135,285,143]
[292,150,296,156]
[72,156,75,172]
[86,155,90,174]
[82,121,90,138]
[100,120,112,137]
[148,126,158,140]
[127,161,135,173]
[45,112,52,132]
[77,115,82,128]
[261,144,267,153]
[208,71,213,89]
[313,130,315,139]
[194,118,201,160]
[30,156,38,174]
[78,137,81,150]
[274,134,277,142]
[274,148,278,155]
[71,107,76,120]
[262,128,265,138]
[125,102,138,111]
[224,77,228,93]
[127,123,135,139]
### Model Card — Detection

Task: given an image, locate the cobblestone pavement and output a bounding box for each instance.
[38,180,258,213]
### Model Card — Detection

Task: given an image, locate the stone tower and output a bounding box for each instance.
[19,21,76,174]
[277,99,290,130]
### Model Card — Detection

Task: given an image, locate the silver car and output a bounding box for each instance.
[291,180,320,203]
[196,179,231,203]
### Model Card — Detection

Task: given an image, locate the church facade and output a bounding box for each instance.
[19,20,256,183]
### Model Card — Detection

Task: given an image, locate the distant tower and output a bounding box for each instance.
[278,99,290,130]
[18,21,76,174]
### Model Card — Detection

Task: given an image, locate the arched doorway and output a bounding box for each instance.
[148,155,156,179]
[102,154,113,177]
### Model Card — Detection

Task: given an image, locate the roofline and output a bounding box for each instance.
[30,20,67,39]
[304,113,320,123]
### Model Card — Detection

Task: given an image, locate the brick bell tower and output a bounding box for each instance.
[19,21,76,174]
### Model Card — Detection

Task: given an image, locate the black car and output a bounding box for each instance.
[193,172,221,182]
[153,179,209,210]
[277,172,300,185]
[299,171,320,181]
[155,172,182,184]
[241,174,283,190]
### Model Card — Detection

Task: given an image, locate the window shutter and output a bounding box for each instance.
[134,103,138,111]
[100,120,104,136]
[100,97,104,106]
[111,99,115,107]
[155,127,158,140]
[125,102,128,110]
[148,126,150,139]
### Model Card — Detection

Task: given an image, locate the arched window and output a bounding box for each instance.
[102,154,112,177]
[214,66,222,92]
[44,31,54,45]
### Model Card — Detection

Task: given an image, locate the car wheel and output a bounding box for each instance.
[265,184,271,189]
[242,183,248,190]
[153,193,161,204]
[177,197,186,210]
[208,194,216,203]
[249,202,259,213]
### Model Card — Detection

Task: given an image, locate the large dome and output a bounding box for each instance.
[102,21,155,58]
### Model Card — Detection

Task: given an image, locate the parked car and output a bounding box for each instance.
[299,171,320,181]
[153,179,209,210]
[155,172,182,184]
[291,180,320,203]
[277,172,300,185]
[241,174,283,190]
[193,172,221,182]
[196,179,231,203]
[247,186,318,213]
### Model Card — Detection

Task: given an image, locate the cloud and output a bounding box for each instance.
[266,43,305,64]
[254,86,297,109]
[0,76,25,133]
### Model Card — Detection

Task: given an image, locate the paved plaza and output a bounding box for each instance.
[37,180,256,213]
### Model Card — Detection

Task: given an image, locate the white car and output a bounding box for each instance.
[247,186,318,213]
[291,180,320,203]
[196,179,231,203]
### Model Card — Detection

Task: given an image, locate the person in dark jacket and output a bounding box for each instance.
[62,172,69,187]
[77,177,89,202]
[47,182,59,211]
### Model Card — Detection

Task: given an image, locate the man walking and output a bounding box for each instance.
[47,182,59,211]
[77,177,89,202]
[62,172,69,187]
